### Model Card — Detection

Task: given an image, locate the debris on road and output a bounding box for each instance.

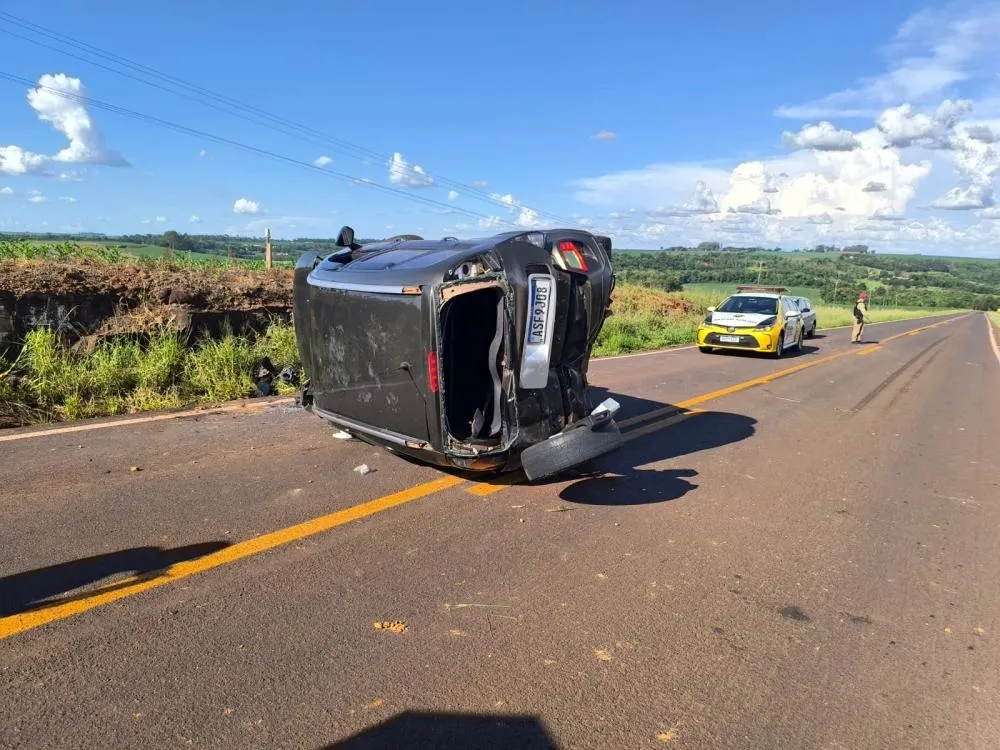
[594,648,613,662]
[364,699,385,710]
[373,620,407,633]
[332,430,353,440]
[354,463,372,475]
[656,725,680,743]
[129,466,141,472]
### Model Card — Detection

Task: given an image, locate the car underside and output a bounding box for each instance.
[292,225,623,481]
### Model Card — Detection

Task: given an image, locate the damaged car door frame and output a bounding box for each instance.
[292,225,622,481]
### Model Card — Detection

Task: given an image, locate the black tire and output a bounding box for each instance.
[520,420,623,483]
[793,326,803,352]
[771,331,784,359]
[806,323,816,339]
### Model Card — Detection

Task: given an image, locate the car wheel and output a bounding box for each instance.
[807,324,816,339]
[772,332,784,359]
[520,420,623,483]
[794,327,804,352]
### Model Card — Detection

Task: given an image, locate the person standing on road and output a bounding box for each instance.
[851,291,869,344]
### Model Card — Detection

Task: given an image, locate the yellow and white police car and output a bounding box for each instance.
[696,285,805,357]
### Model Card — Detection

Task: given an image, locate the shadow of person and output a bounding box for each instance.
[323,711,557,749]
[557,405,758,506]
[0,541,231,617]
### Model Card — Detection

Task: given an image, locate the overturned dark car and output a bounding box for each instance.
[292,225,622,481]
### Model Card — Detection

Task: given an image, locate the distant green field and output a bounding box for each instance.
[682,282,823,302]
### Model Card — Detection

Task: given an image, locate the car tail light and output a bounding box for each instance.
[557,241,589,272]
[427,351,439,393]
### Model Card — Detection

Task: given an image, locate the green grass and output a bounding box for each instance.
[0,319,300,426]
[1,238,292,270]
[682,282,823,300]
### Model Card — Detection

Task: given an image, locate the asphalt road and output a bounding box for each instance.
[2,312,998,750]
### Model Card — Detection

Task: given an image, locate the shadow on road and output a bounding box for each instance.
[322,711,557,749]
[707,342,820,358]
[0,541,231,617]
[555,388,757,506]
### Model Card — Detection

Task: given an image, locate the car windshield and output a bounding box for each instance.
[716,295,778,315]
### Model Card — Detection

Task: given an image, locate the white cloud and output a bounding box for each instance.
[515,207,543,227]
[931,183,994,210]
[0,186,13,195]
[314,155,333,168]
[0,146,48,176]
[590,130,617,141]
[58,170,84,182]
[470,180,490,189]
[491,192,518,208]
[388,152,434,187]
[775,5,1000,119]
[876,99,972,147]
[155,216,168,223]
[781,121,861,151]
[59,196,78,203]
[189,214,202,223]
[863,181,888,192]
[199,149,209,157]
[2,74,128,176]
[448,189,459,201]
[233,197,262,214]
[478,215,504,230]
[28,193,47,203]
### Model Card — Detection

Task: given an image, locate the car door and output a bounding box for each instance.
[781,297,799,343]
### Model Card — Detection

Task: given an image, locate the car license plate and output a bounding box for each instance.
[528,275,553,345]
[720,335,740,343]
[521,274,556,389]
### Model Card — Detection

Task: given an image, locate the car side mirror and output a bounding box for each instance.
[335,225,362,250]
[786,310,800,317]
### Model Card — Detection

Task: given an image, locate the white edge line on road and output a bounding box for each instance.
[987,312,1000,370]
[0,398,297,443]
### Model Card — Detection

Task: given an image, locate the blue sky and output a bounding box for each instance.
[2,0,1000,255]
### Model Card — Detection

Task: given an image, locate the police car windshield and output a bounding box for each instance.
[717,295,778,315]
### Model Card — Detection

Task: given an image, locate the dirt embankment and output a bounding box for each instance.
[0,260,295,356]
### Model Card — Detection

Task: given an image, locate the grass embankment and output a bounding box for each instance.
[0,320,300,427]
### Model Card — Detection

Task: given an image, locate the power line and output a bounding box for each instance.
[0,12,582,228]
[0,70,528,229]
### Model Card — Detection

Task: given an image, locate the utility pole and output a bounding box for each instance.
[265,227,272,270]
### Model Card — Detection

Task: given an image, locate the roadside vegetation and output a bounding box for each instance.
[0,319,300,428]
[0,235,984,426]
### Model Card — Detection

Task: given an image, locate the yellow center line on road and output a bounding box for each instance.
[0,474,464,641]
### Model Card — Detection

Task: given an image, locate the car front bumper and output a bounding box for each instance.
[697,326,779,352]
